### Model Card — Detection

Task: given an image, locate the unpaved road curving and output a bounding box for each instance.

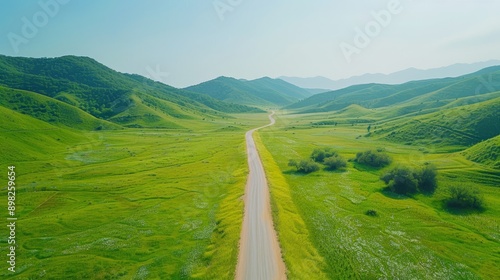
[236,112,286,280]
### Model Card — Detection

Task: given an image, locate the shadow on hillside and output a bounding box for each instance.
[419,189,438,197]
[282,169,326,176]
[322,167,348,173]
[352,162,385,173]
[282,168,347,175]
[379,188,412,200]
[282,169,309,176]
[441,200,486,216]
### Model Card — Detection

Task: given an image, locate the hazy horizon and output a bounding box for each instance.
[2,0,500,87]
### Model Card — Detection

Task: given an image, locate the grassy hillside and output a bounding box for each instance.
[0,105,84,163]
[287,66,500,117]
[257,110,500,279]
[125,74,260,114]
[246,77,310,100]
[462,135,500,169]
[0,107,271,279]
[2,53,498,279]
[332,104,373,118]
[286,80,457,112]
[0,85,121,130]
[0,55,258,129]
[304,88,329,95]
[185,76,309,106]
[382,97,500,147]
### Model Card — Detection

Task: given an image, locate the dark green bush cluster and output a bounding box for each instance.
[380,163,437,194]
[446,186,484,210]
[288,159,320,174]
[311,148,337,162]
[311,148,346,170]
[365,210,377,217]
[355,149,392,167]
[288,148,346,173]
[323,155,347,170]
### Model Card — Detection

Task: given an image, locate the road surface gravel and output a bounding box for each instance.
[236,112,287,280]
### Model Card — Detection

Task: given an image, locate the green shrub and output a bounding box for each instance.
[446,186,484,210]
[381,164,439,195]
[288,159,320,174]
[381,166,419,194]
[365,210,377,217]
[311,148,338,163]
[355,150,392,167]
[288,159,298,168]
[323,155,347,170]
[418,163,438,193]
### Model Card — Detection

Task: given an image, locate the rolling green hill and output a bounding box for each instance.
[462,135,500,169]
[246,77,311,100]
[0,55,259,129]
[185,76,310,106]
[0,105,83,162]
[0,85,121,130]
[381,97,500,147]
[332,104,374,118]
[2,53,499,279]
[287,66,500,116]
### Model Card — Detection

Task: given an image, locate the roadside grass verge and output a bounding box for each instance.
[254,132,327,279]
[257,112,499,279]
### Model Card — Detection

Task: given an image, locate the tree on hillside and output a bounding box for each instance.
[381,166,419,194]
[355,150,392,167]
[323,155,347,170]
[446,186,484,210]
[311,148,338,163]
[381,164,439,195]
[418,163,438,193]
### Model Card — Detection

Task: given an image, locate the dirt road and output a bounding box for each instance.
[236,112,286,280]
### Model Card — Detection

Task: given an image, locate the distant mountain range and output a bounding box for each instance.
[0,55,260,130]
[283,66,500,159]
[184,76,312,107]
[1,54,499,169]
[286,65,500,117]
[1,54,499,137]
[280,60,500,90]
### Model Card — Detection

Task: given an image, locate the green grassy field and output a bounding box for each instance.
[2,54,498,279]
[258,110,499,279]
[1,102,498,279]
[0,110,269,279]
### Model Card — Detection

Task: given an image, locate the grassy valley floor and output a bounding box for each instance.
[0,112,269,279]
[257,111,499,279]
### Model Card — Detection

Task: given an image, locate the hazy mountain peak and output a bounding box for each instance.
[185,75,312,106]
[280,60,500,90]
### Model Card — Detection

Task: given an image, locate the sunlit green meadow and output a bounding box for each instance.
[0,111,269,279]
[257,110,499,279]
[2,105,498,279]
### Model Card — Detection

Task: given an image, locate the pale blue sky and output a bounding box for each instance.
[1,0,499,87]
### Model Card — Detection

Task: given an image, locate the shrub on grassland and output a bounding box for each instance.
[323,155,347,170]
[446,186,484,210]
[381,165,419,194]
[380,163,438,195]
[288,159,320,174]
[355,149,392,167]
[310,148,338,163]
